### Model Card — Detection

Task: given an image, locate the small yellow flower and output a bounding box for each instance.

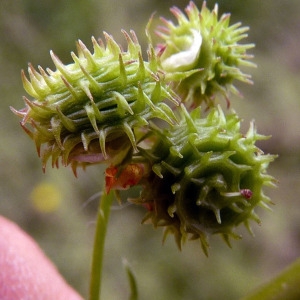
[30,182,62,213]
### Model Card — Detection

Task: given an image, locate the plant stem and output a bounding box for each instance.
[123,258,138,300]
[89,191,114,300]
[241,258,300,300]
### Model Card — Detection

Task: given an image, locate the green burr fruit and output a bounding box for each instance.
[155,1,256,108]
[11,30,179,174]
[135,105,276,255]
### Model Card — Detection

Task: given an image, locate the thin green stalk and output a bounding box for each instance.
[241,258,300,300]
[123,259,138,300]
[89,191,115,300]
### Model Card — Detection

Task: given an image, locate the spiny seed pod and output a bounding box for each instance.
[134,105,276,255]
[155,1,256,108]
[11,30,179,174]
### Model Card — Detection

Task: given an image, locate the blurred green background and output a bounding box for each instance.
[1,0,300,299]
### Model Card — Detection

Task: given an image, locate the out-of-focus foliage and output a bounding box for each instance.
[1,0,300,299]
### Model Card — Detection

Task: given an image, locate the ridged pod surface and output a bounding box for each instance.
[135,105,276,254]
[11,30,179,173]
[155,1,256,108]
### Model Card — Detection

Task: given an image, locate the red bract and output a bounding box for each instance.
[105,164,146,194]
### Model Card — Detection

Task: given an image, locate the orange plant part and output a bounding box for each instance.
[105,164,146,194]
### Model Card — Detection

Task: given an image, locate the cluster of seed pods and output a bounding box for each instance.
[12,1,276,254]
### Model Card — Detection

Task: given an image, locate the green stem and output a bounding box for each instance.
[89,191,115,300]
[241,258,300,300]
[123,259,138,300]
